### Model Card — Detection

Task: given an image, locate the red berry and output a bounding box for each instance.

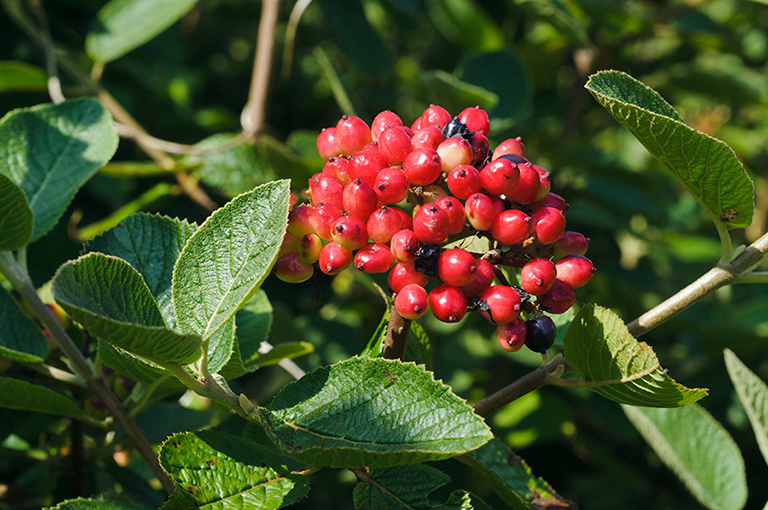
[394,208,413,231]
[323,156,353,185]
[402,148,442,186]
[492,137,525,159]
[555,255,595,288]
[529,192,568,214]
[479,285,521,324]
[388,262,430,293]
[367,206,403,244]
[317,127,341,160]
[520,258,557,296]
[311,202,344,241]
[479,158,520,197]
[428,284,467,323]
[437,248,477,287]
[354,243,395,273]
[491,209,532,246]
[421,104,452,129]
[413,204,450,245]
[349,150,388,187]
[553,231,589,257]
[531,206,566,245]
[390,229,420,263]
[378,126,413,165]
[460,258,495,296]
[371,110,403,142]
[318,242,353,275]
[331,215,369,251]
[458,106,490,137]
[437,137,473,173]
[533,165,551,201]
[538,279,576,314]
[274,253,314,283]
[435,196,465,234]
[336,115,372,156]
[447,164,481,199]
[464,193,497,231]
[343,179,378,221]
[374,166,410,204]
[395,284,429,320]
[309,173,344,208]
[411,126,444,151]
[298,233,323,264]
[287,205,316,238]
[497,319,527,352]
[504,159,540,204]
[469,132,490,167]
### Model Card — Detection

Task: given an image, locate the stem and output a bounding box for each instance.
[28,0,64,104]
[472,356,568,417]
[22,362,85,387]
[735,271,768,284]
[381,303,411,360]
[627,232,768,337]
[715,217,733,265]
[0,251,175,494]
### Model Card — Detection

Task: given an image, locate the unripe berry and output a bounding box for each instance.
[367,206,403,244]
[531,206,566,245]
[553,231,589,257]
[278,230,300,257]
[378,126,413,165]
[375,166,410,204]
[437,137,473,173]
[390,229,420,263]
[529,193,568,214]
[555,255,595,288]
[491,209,532,246]
[274,253,314,283]
[371,110,403,142]
[479,285,522,324]
[458,106,490,137]
[311,202,344,241]
[318,242,353,275]
[504,159,540,204]
[411,126,444,151]
[317,127,341,159]
[331,215,369,251]
[421,104,452,129]
[464,193,497,231]
[299,233,323,264]
[309,173,344,209]
[349,150,388,187]
[437,248,477,287]
[435,196,465,234]
[388,262,430,293]
[354,243,395,273]
[525,315,556,353]
[336,115,372,156]
[287,205,316,238]
[533,165,551,201]
[323,156,353,185]
[395,284,429,320]
[447,164,481,199]
[419,185,449,204]
[413,204,450,245]
[497,319,527,352]
[428,284,467,323]
[402,148,442,186]
[460,258,495,296]
[343,179,378,221]
[479,158,520,196]
[492,137,526,159]
[520,258,557,296]
[538,279,576,314]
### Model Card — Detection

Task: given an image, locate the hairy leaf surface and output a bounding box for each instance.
[0,173,33,250]
[0,286,48,362]
[725,349,768,467]
[0,377,85,419]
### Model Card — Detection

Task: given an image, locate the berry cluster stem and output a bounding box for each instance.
[382,303,412,360]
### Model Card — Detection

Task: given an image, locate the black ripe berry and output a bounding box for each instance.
[525,315,556,353]
[414,243,441,276]
[442,116,474,141]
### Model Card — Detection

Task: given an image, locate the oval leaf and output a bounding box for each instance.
[563,304,707,407]
[172,180,290,341]
[724,349,768,467]
[159,430,309,510]
[0,173,32,251]
[0,286,48,362]
[0,61,47,92]
[0,377,85,419]
[624,404,747,510]
[260,357,493,468]
[86,0,199,63]
[586,70,754,229]
[45,498,146,510]
[53,253,202,365]
[0,99,119,241]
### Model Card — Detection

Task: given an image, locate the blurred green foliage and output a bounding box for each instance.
[2,0,768,508]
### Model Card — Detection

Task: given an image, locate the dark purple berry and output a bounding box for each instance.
[525,316,557,353]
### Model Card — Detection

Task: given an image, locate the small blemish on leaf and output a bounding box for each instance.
[720,209,738,223]
[172,442,179,449]
[385,369,397,385]
[206,459,215,467]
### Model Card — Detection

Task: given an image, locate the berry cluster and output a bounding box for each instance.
[273,105,595,354]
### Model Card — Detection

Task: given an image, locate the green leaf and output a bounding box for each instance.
[0,99,119,241]
[724,349,768,467]
[405,321,434,371]
[45,498,146,510]
[0,61,47,92]
[0,173,33,251]
[97,340,169,385]
[623,404,747,510]
[586,70,754,229]
[86,0,200,63]
[0,377,85,419]
[563,304,707,407]
[418,71,498,119]
[159,430,309,510]
[460,438,574,509]
[425,0,504,52]
[361,308,389,358]
[53,253,202,365]
[353,464,491,510]
[0,286,48,362]
[513,0,593,49]
[260,357,492,468]
[172,180,291,341]
[235,289,274,363]
[247,342,313,369]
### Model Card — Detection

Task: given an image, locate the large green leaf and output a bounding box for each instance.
[172,180,290,341]
[0,377,85,419]
[460,438,574,509]
[0,286,48,362]
[724,349,768,467]
[0,61,47,92]
[354,464,491,510]
[45,498,146,510]
[0,173,33,251]
[0,99,119,241]
[624,404,747,510]
[260,357,493,468]
[97,340,169,385]
[563,304,707,407]
[586,70,754,229]
[235,289,274,364]
[425,0,504,52]
[159,430,309,510]
[86,0,199,63]
[53,253,202,365]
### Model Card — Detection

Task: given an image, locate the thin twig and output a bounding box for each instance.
[28,0,63,103]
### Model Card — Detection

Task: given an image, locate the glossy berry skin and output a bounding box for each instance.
[411,126,444,151]
[413,204,450,245]
[371,110,403,142]
[447,164,481,199]
[421,104,452,129]
[309,173,344,209]
[553,231,589,257]
[318,242,353,275]
[437,248,477,287]
[336,115,372,156]
[298,233,323,264]
[458,106,490,137]
[349,150,388,187]
[331,215,369,251]
[375,166,410,204]
[479,285,522,324]
[504,159,541,204]
[533,165,551,201]
[274,253,314,283]
[278,230,300,257]
[402,148,442,186]
[367,206,403,244]
[311,202,344,241]
[378,126,412,165]
[420,185,448,204]
[531,206,566,245]
[395,284,429,320]
[461,258,495,296]
[436,196,465,234]
[394,208,413,231]
[469,132,490,167]
[529,193,568,214]
[497,319,527,352]
[525,315,556,353]
[491,209,532,246]
[323,156,352,185]
[354,243,395,273]
[437,137,473,173]
[429,284,467,323]
[538,279,576,314]
[317,127,341,160]
[390,229,420,263]
[555,255,595,288]
[287,205,316,238]
[464,193,497,231]
[480,158,519,196]
[343,179,378,221]
[520,258,557,296]
[388,262,430,293]
[492,137,526,159]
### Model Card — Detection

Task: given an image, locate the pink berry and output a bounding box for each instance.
[413,204,450,245]
[533,165,551,201]
[298,233,323,264]
[491,209,532,246]
[402,148,442,186]
[395,284,429,320]
[388,262,430,293]
[343,179,378,221]
[331,215,369,251]
[447,164,481,199]
[311,202,344,241]
[538,279,576,314]
[318,242,353,275]
[553,231,589,257]
[367,206,403,244]
[390,229,420,263]
[323,156,353,185]
[274,253,314,283]
[464,193,497,231]
[309,173,344,208]
[371,110,403,142]
[458,106,490,137]
[555,255,595,288]
[497,319,527,352]
[374,166,410,204]
[394,208,413,231]
[317,127,341,160]
[428,284,467,323]
[520,258,557,296]
[529,192,568,214]
[437,137,473,173]
[411,126,444,151]
[492,137,526,159]
[479,158,520,197]
[460,258,495,296]
[336,115,372,156]
[287,205,316,238]
[354,243,395,273]
[435,196,465,235]
[438,248,477,287]
[531,207,566,245]
[479,285,522,324]
[504,158,541,204]
[278,230,300,257]
[421,104,452,129]
[349,150,388,187]
[378,126,413,165]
